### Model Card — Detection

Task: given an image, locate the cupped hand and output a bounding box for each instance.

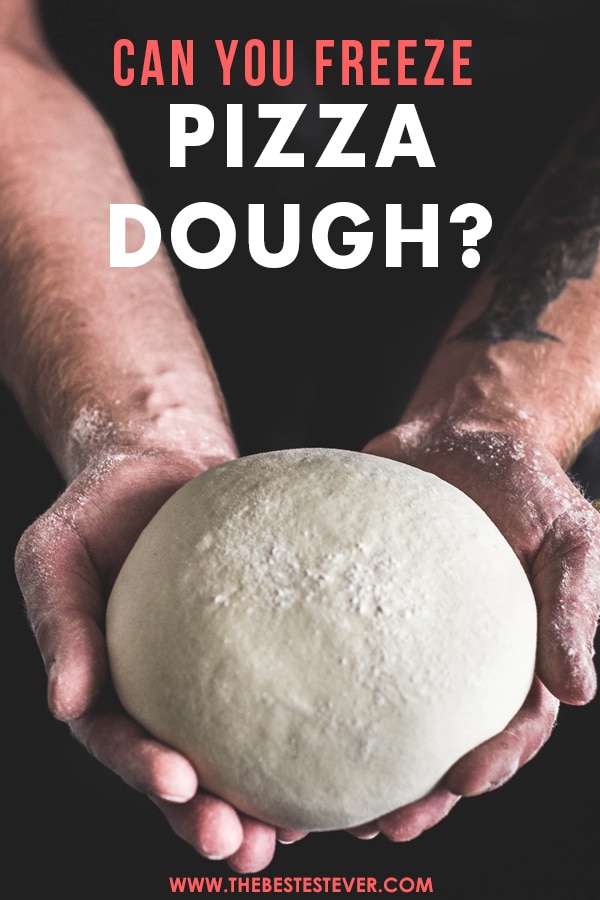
[354,423,600,842]
[14,448,306,872]
[18,430,598,865]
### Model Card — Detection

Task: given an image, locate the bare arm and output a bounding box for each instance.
[396,101,600,465]
[0,0,235,478]
[366,101,600,840]
[2,0,292,873]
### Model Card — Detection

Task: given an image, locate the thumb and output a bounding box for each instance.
[531,501,600,705]
[15,510,108,721]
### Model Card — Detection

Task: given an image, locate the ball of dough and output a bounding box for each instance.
[106,447,537,831]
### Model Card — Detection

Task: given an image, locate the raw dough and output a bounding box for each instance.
[106,447,537,831]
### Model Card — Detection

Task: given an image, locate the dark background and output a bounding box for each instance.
[5,2,600,897]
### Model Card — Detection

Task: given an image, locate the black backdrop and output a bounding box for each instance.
[5,2,600,897]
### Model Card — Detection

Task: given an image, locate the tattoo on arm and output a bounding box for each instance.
[455,109,600,344]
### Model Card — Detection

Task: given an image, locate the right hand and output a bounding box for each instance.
[14,448,306,872]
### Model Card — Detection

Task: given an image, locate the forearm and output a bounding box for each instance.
[400,104,600,467]
[0,37,235,480]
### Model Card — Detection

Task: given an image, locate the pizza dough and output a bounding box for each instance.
[106,447,537,831]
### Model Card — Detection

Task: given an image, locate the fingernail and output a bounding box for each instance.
[157,792,194,803]
[150,788,196,804]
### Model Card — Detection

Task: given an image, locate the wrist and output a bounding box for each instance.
[47,365,237,482]
[60,406,236,484]
[395,347,599,468]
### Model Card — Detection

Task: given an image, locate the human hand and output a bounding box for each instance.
[354,423,600,842]
[14,449,307,872]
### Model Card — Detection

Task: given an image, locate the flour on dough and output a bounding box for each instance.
[106,447,537,831]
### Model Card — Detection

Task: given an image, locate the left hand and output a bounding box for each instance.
[349,423,600,842]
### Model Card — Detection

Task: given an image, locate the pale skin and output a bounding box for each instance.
[3,0,600,874]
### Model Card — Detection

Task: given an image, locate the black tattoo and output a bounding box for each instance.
[455,111,600,343]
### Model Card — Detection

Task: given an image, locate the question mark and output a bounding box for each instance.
[450,203,493,268]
